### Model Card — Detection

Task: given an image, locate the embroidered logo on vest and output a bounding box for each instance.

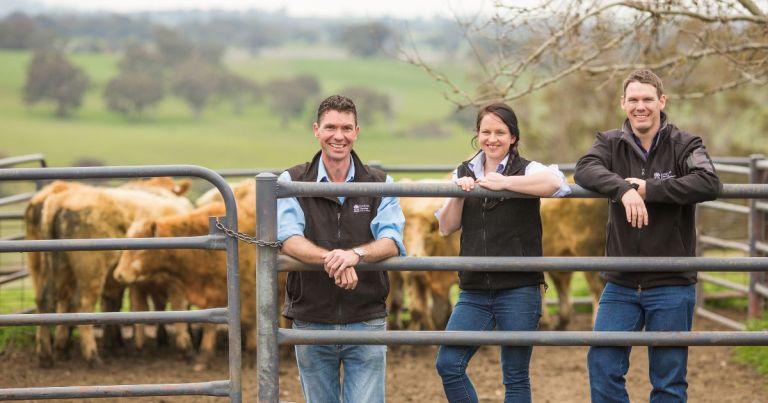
[352,204,371,213]
[653,170,676,180]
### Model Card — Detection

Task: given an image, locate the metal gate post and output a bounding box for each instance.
[256,173,279,403]
[748,154,765,319]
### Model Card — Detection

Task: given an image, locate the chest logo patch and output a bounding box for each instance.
[653,170,676,181]
[353,204,371,213]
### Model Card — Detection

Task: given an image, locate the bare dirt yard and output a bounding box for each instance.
[2,312,766,402]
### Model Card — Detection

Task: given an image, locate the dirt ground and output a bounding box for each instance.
[2,312,766,403]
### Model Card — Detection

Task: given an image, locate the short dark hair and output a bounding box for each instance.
[623,69,664,98]
[316,95,357,126]
[472,102,521,155]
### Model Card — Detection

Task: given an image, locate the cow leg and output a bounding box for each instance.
[243,323,257,368]
[149,289,170,347]
[101,275,126,351]
[386,271,404,330]
[584,272,605,326]
[430,294,452,330]
[166,284,193,360]
[77,286,103,367]
[52,291,74,360]
[129,285,149,352]
[34,263,56,368]
[550,272,573,330]
[194,323,218,372]
[539,281,554,330]
[406,273,430,330]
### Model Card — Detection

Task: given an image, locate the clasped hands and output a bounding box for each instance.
[455,172,508,192]
[323,249,360,290]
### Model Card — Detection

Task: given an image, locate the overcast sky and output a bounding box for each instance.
[36,0,489,19]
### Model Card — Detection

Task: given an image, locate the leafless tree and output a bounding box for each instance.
[402,0,767,107]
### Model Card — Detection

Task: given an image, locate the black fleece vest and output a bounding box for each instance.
[457,153,544,290]
[282,150,389,324]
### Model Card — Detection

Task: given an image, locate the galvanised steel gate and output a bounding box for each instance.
[254,174,768,403]
[0,166,243,402]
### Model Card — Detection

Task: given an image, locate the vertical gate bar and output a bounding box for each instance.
[695,207,705,309]
[256,173,279,403]
[748,154,764,319]
[224,214,242,402]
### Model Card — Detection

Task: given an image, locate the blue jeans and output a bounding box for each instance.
[293,317,387,403]
[435,286,541,403]
[588,282,696,403]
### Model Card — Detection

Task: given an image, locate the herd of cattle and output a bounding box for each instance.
[21,176,607,370]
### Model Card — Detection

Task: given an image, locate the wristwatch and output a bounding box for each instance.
[352,247,367,262]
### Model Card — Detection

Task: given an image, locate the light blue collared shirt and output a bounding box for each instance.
[277,155,406,256]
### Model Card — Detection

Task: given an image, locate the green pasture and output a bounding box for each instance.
[0,49,474,171]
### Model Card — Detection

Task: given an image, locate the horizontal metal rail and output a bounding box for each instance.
[757,241,768,254]
[700,200,750,214]
[0,269,27,286]
[0,154,47,169]
[277,182,768,199]
[0,380,230,400]
[0,192,35,207]
[698,273,749,293]
[278,256,768,273]
[713,163,751,175]
[698,236,750,252]
[278,329,768,346]
[0,308,229,326]
[0,211,24,220]
[758,201,768,213]
[0,235,224,253]
[756,283,768,299]
[546,296,593,305]
[215,157,751,178]
[0,265,24,275]
[695,308,746,331]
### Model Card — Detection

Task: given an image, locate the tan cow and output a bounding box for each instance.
[194,179,255,207]
[394,196,461,330]
[540,196,607,329]
[29,178,194,367]
[114,196,288,371]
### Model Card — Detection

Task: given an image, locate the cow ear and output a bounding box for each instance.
[173,179,192,196]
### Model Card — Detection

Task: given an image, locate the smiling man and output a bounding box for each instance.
[277,95,405,403]
[574,70,721,403]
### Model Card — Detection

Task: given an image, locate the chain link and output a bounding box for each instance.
[214,217,282,248]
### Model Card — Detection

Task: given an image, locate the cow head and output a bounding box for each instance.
[114,219,162,284]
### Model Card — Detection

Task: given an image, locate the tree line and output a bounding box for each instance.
[21,26,393,126]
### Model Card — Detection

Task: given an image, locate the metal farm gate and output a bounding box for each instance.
[254,172,768,403]
[0,160,767,401]
[0,166,244,401]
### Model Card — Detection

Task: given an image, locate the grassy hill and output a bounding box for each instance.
[0,49,475,170]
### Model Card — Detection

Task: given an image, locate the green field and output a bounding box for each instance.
[0,49,475,170]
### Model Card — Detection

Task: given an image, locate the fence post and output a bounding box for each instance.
[748,154,766,320]
[256,173,279,403]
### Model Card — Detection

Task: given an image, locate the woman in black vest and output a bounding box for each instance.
[435,103,570,402]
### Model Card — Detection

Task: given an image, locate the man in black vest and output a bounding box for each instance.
[277,95,405,403]
[575,69,721,403]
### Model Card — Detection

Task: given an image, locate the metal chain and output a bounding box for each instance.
[214,217,282,248]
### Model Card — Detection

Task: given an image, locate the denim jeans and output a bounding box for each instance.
[588,282,696,403]
[293,317,387,403]
[435,286,541,403]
